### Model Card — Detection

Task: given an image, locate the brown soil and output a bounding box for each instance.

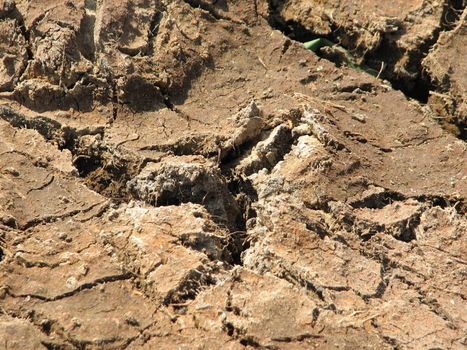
[0,0,466,349]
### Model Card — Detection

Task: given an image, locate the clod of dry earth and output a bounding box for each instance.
[0,0,466,349]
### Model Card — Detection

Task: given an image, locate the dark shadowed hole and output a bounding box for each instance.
[240,337,262,347]
[73,155,102,177]
[40,320,52,335]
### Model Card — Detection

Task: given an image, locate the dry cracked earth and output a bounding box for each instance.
[0,0,466,349]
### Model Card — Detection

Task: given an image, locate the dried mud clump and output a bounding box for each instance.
[127,155,242,228]
[0,0,466,349]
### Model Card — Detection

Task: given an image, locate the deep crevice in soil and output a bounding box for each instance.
[267,0,466,135]
[0,105,141,202]
[223,172,258,265]
[374,0,465,103]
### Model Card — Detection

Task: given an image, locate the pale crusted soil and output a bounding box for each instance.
[0,0,466,349]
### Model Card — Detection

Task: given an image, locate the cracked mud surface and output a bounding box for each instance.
[0,0,466,349]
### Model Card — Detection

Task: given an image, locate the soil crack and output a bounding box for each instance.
[5,273,133,302]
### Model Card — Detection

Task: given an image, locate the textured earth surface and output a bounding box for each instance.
[0,0,466,349]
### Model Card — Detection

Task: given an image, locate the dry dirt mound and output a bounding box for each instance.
[0,0,466,349]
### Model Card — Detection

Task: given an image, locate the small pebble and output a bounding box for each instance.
[352,113,366,123]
